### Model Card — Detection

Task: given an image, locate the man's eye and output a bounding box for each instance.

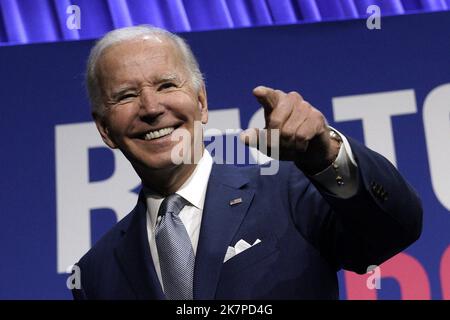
[159,82,177,90]
[118,93,137,101]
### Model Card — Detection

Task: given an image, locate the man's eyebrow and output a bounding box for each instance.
[155,73,180,83]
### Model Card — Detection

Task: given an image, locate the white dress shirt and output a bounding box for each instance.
[145,130,358,290]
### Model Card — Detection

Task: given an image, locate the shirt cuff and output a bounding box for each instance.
[309,127,359,199]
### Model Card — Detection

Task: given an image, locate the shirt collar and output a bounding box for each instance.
[144,149,213,228]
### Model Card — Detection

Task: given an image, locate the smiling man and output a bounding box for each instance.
[72,25,422,300]
[90,30,207,195]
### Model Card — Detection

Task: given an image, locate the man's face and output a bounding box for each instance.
[94,37,208,172]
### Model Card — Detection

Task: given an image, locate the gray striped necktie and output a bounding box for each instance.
[155,194,195,300]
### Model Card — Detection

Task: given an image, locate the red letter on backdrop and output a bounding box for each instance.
[440,245,450,299]
[345,253,431,300]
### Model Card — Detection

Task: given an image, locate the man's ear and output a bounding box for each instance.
[198,84,208,124]
[93,114,118,149]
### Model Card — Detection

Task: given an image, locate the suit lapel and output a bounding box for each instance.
[114,192,165,300]
[194,164,255,299]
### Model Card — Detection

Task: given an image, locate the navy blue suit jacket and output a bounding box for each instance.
[72,138,422,299]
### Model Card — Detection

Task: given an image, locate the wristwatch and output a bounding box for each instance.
[329,128,342,144]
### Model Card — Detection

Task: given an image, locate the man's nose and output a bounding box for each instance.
[138,87,165,120]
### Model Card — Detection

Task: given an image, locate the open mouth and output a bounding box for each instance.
[140,126,178,141]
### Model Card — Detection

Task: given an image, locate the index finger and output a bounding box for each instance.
[253,86,282,113]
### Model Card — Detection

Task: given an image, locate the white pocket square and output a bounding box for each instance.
[223,239,261,263]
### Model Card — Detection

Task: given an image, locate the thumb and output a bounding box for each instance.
[239,128,260,147]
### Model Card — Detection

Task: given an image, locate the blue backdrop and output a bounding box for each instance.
[0,11,449,299]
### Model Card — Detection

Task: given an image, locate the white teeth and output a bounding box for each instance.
[144,127,175,141]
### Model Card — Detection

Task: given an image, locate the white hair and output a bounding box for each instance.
[86,25,204,117]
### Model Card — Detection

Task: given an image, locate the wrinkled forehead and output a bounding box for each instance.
[95,36,187,84]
